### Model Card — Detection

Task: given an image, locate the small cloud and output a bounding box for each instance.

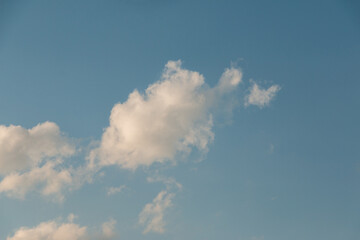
[217,67,243,93]
[138,190,175,234]
[245,82,280,108]
[107,185,126,196]
[147,176,182,191]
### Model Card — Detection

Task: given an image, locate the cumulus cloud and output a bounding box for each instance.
[89,60,242,171]
[6,218,87,240]
[0,60,279,204]
[0,162,96,201]
[245,82,280,108]
[0,122,75,174]
[6,215,117,240]
[0,122,85,201]
[0,161,72,201]
[139,190,175,234]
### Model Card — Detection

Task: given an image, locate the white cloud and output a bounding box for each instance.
[107,185,126,196]
[0,122,87,201]
[0,161,97,201]
[141,176,182,234]
[89,60,242,170]
[101,218,117,239]
[0,122,75,174]
[6,215,117,240]
[6,218,87,240]
[217,67,242,93]
[0,60,279,204]
[139,190,175,234]
[245,82,280,108]
[0,160,73,201]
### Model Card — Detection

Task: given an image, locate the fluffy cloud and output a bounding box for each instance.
[0,122,75,174]
[0,160,95,201]
[6,215,117,240]
[6,219,87,240]
[0,122,80,201]
[245,82,280,108]
[0,161,72,201]
[139,190,175,234]
[89,60,242,170]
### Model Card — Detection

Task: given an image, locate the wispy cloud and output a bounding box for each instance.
[138,190,175,234]
[101,218,117,239]
[147,175,182,191]
[107,185,126,196]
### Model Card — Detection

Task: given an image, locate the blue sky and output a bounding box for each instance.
[0,0,359,239]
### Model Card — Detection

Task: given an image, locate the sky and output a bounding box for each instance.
[0,0,359,239]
